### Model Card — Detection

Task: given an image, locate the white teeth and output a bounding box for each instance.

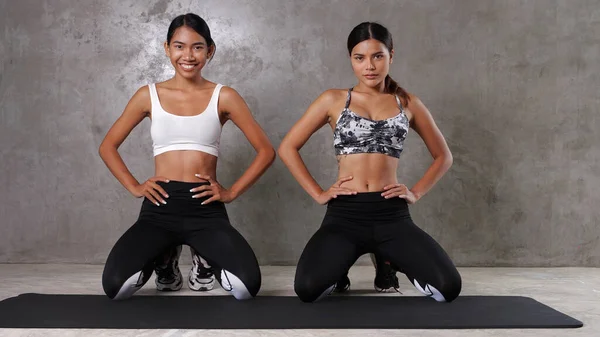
[181,64,195,69]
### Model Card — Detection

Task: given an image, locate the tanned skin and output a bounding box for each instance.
[278,38,452,206]
[99,26,275,206]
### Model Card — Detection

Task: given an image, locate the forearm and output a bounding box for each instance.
[98,145,140,194]
[278,147,324,200]
[410,154,453,200]
[228,147,276,199]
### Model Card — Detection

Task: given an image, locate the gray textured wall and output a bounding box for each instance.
[1,0,598,266]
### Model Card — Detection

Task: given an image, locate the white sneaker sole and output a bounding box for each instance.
[188,270,215,291]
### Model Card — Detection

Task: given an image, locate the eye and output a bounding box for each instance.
[354,56,363,61]
[375,55,383,59]
[194,46,204,50]
[174,45,182,49]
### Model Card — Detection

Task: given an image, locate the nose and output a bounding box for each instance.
[366,59,375,70]
[183,48,195,60]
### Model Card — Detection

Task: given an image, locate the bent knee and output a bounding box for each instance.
[102,270,146,300]
[294,276,334,303]
[433,273,463,303]
[440,272,462,302]
[220,269,260,300]
[412,270,462,303]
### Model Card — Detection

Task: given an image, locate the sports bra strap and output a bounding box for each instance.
[344,88,353,109]
[395,94,404,110]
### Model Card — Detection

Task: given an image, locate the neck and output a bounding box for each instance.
[172,73,207,89]
[354,80,386,95]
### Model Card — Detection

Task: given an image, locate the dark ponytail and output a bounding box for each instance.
[347,22,410,105]
[385,75,409,106]
[167,13,216,59]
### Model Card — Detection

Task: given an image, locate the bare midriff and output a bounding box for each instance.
[154,150,218,182]
[336,153,399,192]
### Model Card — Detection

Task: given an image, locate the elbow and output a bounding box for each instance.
[98,142,116,161]
[98,143,108,160]
[276,145,285,159]
[256,144,276,167]
[433,151,453,171]
[265,146,276,166]
[443,151,453,170]
[277,143,292,163]
[278,141,301,166]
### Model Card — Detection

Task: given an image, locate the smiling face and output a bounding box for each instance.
[164,25,214,79]
[350,38,394,88]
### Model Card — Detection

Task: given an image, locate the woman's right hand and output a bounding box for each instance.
[130,176,170,206]
[314,176,357,205]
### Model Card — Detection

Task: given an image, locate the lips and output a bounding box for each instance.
[179,63,197,71]
[364,74,378,79]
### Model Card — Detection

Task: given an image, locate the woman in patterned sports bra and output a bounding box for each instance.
[279,22,461,302]
[99,14,275,301]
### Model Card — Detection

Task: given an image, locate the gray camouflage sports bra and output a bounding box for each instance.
[333,88,410,158]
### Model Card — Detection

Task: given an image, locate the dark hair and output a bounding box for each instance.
[347,22,410,105]
[167,13,216,59]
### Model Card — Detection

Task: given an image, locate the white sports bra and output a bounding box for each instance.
[149,83,223,157]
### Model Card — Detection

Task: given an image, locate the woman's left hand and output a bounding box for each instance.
[191,174,236,204]
[381,183,419,204]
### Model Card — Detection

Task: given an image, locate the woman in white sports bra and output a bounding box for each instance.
[99,13,275,300]
[279,22,461,302]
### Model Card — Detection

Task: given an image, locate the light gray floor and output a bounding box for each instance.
[0,265,598,336]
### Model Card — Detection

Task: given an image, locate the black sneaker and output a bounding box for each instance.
[188,248,215,291]
[154,245,183,291]
[374,261,400,293]
[334,274,351,293]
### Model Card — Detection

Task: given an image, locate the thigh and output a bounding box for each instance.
[183,217,261,294]
[375,219,461,301]
[295,224,364,294]
[102,218,179,293]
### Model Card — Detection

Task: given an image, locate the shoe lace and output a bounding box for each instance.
[155,264,175,281]
[388,272,400,293]
[192,255,214,279]
[377,263,401,293]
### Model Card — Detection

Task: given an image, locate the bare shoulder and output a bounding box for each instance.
[403,92,427,121]
[217,86,250,119]
[219,85,242,101]
[309,88,347,113]
[218,86,246,114]
[128,85,152,113]
[132,84,150,98]
[321,88,347,103]
[405,92,423,109]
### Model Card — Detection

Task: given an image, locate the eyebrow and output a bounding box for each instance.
[353,51,385,56]
[172,41,206,46]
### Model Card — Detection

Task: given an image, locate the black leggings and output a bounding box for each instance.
[294,192,461,302]
[102,181,261,300]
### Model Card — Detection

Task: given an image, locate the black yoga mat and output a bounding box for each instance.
[0,294,582,329]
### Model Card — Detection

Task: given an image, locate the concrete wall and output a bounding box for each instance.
[1,0,598,266]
